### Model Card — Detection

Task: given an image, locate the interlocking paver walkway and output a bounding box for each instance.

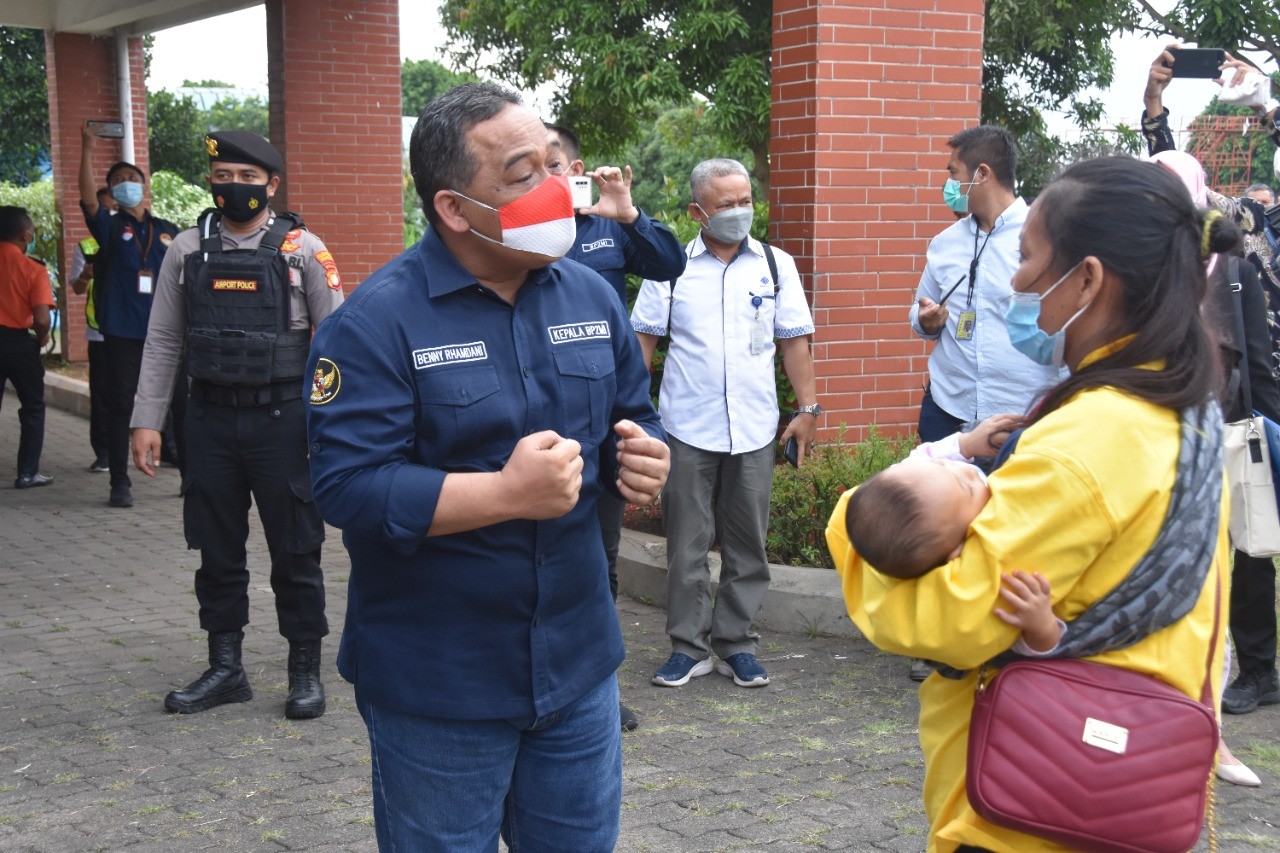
[1,393,1277,851]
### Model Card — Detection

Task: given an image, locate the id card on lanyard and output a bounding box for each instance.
[135,221,157,296]
[957,223,994,341]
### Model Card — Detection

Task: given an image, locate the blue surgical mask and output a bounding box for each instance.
[1004,262,1087,368]
[942,177,978,214]
[112,180,144,209]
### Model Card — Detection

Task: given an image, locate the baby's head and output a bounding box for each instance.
[844,457,990,578]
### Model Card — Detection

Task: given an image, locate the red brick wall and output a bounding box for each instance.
[770,0,985,440]
[46,33,148,362]
[266,0,403,291]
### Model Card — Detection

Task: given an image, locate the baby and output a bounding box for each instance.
[845,414,1060,653]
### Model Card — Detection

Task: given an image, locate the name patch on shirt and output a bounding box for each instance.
[580,238,615,253]
[548,321,610,345]
[211,279,259,292]
[413,341,488,369]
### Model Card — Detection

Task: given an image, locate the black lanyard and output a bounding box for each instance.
[966,219,995,308]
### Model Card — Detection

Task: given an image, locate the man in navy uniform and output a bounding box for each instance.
[305,83,669,850]
[80,122,181,508]
[131,131,343,719]
[545,121,686,731]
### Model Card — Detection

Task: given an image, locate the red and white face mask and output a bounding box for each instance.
[453,175,576,259]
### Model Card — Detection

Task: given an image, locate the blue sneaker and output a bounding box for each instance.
[715,653,770,687]
[652,653,713,687]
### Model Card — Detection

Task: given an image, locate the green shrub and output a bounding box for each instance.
[150,170,211,229]
[766,426,916,570]
[0,178,60,284]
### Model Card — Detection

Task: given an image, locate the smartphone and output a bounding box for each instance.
[569,176,593,209]
[87,120,125,138]
[783,435,799,468]
[1169,48,1225,79]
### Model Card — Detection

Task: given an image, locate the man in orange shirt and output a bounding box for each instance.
[0,206,56,488]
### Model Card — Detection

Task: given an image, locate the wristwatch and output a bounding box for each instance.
[793,403,823,418]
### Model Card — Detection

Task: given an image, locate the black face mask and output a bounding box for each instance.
[211,181,270,222]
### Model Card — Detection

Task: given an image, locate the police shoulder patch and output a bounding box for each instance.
[310,358,341,405]
[314,250,342,291]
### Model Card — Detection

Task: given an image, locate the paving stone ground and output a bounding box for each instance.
[1,397,1277,851]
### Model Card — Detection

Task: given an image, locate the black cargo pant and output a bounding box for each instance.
[1231,550,1278,676]
[0,326,45,477]
[183,392,327,640]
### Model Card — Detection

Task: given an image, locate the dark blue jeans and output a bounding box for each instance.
[917,385,965,443]
[356,675,621,851]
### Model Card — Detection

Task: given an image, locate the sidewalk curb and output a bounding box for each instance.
[43,373,860,641]
[617,528,861,640]
[44,371,91,418]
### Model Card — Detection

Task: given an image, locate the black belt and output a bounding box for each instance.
[190,380,302,408]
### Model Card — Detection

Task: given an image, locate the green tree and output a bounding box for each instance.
[1134,0,1279,66]
[980,0,1140,199]
[613,99,754,213]
[206,94,269,138]
[0,27,50,186]
[402,58,478,117]
[147,90,208,185]
[150,170,211,229]
[440,0,772,189]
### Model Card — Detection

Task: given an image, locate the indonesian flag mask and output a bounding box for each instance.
[452,175,576,260]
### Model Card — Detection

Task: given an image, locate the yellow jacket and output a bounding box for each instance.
[826,383,1229,853]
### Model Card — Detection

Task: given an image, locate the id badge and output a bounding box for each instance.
[750,315,769,355]
[955,309,976,340]
[137,269,154,296]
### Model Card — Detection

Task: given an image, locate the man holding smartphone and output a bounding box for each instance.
[544,123,686,731]
[79,121,180,509]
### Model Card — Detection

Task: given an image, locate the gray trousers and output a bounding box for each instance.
[662,436,773,659]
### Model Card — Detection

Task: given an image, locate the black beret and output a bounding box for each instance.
[204,131,283,173]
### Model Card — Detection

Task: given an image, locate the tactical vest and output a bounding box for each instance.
[183,210,311,386]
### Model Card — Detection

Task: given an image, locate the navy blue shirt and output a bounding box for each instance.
[565,209,685,306]
[305,226,666,720]
[84,205,178,340]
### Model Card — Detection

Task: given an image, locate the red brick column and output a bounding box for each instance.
[265,0,403,292]
[46,33,148,363]
[770,0,985,440]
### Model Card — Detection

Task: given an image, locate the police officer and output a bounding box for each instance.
[130,131,343,719]
[0,206,56,488]
[80,122,180,508]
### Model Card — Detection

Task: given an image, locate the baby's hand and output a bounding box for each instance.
[958,413,1023,459]
[994,570,1059,652]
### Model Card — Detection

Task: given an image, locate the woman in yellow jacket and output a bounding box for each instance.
[827,157,1238,853]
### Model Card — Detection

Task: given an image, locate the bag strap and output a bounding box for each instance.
[666,239,779,333]
[763,242,780,297]
[1226,257,1253,415]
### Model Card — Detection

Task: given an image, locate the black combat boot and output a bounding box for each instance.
[285,639,326,719]
[164,631,253,713]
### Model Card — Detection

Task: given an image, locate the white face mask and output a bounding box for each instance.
[698,204,754,244]
[452,175,577,260]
